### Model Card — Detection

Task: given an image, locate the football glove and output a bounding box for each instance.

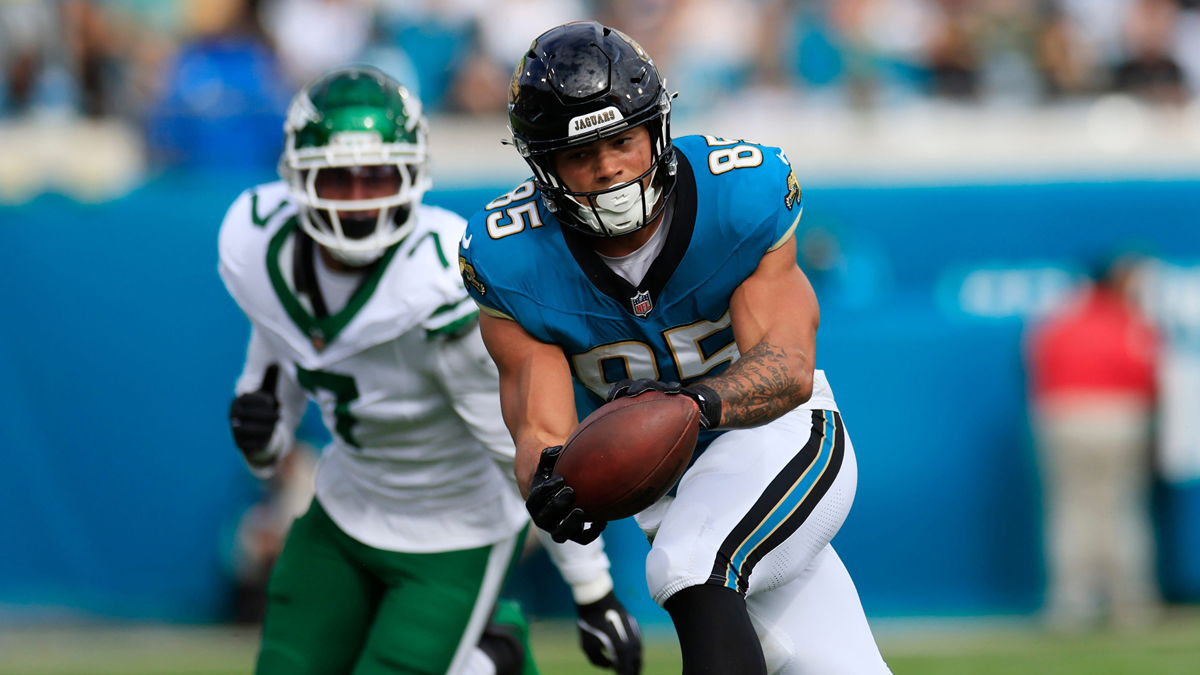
[607,378,722,430]
[525,445,607,545]
[229,364,281,469]
[576,590,643,675]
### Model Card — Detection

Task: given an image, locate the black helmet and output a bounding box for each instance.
[508,21,676,237]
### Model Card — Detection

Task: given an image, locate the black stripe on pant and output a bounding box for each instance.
[706,410,846,595]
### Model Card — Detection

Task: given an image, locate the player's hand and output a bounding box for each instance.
[607,379,722,429]
[526,446,607,544]
[576,590,642,675]
[229,364,282,469]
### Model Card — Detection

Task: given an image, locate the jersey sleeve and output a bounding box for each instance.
[535,530,615,604]
[429,322,519,472]
[737,143,802,253]
[681,135,803,257]
[217,182,293,313]
[216,188,255,283]
[768,149,804,251]
[458,211,519,322]
[234,326,308,478]
[417,208,482,339]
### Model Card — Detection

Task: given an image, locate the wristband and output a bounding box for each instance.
[686,383,722,429]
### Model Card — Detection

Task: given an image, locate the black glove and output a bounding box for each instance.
[607,378,722,430]
[576,590,642,675]
[525,446,607,544]
[229,364,281,468]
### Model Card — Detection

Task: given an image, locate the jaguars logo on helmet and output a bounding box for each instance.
[280,66,430,267]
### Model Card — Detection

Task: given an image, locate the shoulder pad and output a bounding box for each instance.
[218,182,296,274]
[459,179,545,320]
[406,204,467,270]
[676,134,802,250]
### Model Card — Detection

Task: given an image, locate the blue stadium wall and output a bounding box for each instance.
[1,175,1198,624]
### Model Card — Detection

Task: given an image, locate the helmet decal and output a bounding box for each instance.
[568,107,624,137]
[285,94,321,134]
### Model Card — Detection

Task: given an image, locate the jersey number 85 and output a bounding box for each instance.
[571,312,739,399]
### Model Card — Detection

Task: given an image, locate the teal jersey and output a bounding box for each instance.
[459,134,803,429]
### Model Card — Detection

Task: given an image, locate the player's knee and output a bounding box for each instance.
[645,502,715,604]
[665,584,767,675]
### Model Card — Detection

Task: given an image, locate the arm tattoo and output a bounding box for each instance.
[704,341,809,428]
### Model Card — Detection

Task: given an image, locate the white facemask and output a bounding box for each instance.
[573,171,662,236]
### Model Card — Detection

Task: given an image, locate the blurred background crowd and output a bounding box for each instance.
[3,0,1200,175]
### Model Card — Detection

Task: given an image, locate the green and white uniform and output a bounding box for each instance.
[219,181,612,675]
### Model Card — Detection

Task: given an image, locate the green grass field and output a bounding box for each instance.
[2,611,1199,675]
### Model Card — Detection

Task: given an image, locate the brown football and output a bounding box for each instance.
[554,392,700,521]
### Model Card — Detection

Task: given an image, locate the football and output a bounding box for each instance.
[553,392,701,521]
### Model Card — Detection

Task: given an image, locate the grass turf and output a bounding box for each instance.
[1,611,1199,674]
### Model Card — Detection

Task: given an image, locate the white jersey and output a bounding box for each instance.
[218,181,529,554]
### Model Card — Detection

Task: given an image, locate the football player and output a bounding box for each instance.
[219,66,641,675]
[459,22,892,675]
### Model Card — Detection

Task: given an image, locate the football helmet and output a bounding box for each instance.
[508,21,676,238]
[280,66,430,266]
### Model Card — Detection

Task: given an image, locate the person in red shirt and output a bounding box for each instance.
[1026,256,1161,630]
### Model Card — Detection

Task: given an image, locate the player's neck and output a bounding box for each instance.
[591,211,664,258]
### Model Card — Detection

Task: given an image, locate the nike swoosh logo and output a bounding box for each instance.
[605,609,628,642]
[462,234,473,249]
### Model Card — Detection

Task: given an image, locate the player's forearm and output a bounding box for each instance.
[514,427,570,497]
[497,364,576,496]
[479,313,579,494]
[701,334,814,428]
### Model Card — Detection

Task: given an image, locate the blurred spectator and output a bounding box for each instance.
[1059,0,1134,73]
[376,0,478,109]
[0,0,77,116]
[976,0,1042,104]
[1114,0,1187,103]
[260,0,374,87]
[1037,4,1093,96]
[1177,3,1200,95]
[1025,255,1162,630]
[928,1,982,98]
[660,0,762,112]
[601,0,684,77]
[146,0,289,170]
[59,1,113,117]
[450,0,585,113]
[3,0,1200,182]
[822,0,941,105]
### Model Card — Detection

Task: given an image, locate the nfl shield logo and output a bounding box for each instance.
[631,290,653,317]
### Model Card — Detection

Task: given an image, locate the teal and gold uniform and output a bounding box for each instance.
[462,133,891,674]
[460,134,833,451]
